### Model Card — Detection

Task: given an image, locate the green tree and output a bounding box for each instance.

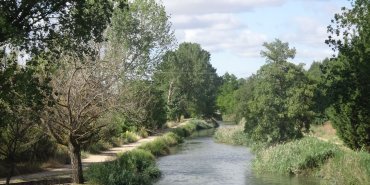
[260,38,296,63]
[306,59,331,125]
[154,43,220,120]
[0,53,50,184]
[216,73,241,120]
[40,0,174,183]
[323,0,370,151]
[0,0,115,53]
[243,39,314,143]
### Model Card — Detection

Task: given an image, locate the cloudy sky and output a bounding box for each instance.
[161,0,350,78]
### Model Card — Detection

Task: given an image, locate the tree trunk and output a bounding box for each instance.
[69,141,84,184]
[5,159,15,185]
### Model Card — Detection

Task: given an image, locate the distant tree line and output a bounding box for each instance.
[216,0,370,152]
[0,0,220,184]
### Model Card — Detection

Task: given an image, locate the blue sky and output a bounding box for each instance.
[161,0,351,78]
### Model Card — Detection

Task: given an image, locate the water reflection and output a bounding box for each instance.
[155,129,321,185]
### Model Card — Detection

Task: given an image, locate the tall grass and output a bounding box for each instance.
[253,137,370,185]
[138,119,213,156]
[121,131,140,144]
[138,132,183,156]
[86,149,160,185]
[213,124,266,151]
[319,150,370,185]
[253,137,339,175]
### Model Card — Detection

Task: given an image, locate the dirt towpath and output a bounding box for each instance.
[0,136,159,184]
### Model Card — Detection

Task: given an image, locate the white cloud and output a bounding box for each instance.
[171,13,267,58]
[162,0,285,15]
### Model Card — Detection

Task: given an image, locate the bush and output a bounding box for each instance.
[86,149,161,185]
[138,133,182,156]
[320,150,370,185]
[121,131,139,144]
[87,141,112,154]
[213,124,266,152]
[253,137,339,175]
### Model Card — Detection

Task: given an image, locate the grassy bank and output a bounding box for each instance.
[86,119,215,185]
[214,124,370,185]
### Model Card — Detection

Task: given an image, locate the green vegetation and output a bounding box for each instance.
[139,133,182,156]
[121,131,140,144]
[86,119,215,185]
[322,0,370,151]
[253,137,370,185]
[214,124,251,146]
[253,137,338,175]
[216,73,242,122]
[154,43,220,121]
[139,119,213,156]
[86,149,161,185]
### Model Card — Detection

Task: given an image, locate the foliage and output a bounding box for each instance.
[86,149,161,185]
[138,132,182,156]
[260,38,296,64]
[319,150,370,185]
[0,53,50,183]
[306,59,331,125]
[121,131,140,144]
[120,81,167,131]
[253,137,339,175]
[214,124,251,146]
[323,0,370,151]
[0,0,116,54]
[216,73,241,119]
[154,43,220,120]
[242,40,315,143]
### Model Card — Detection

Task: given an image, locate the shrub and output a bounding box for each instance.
[86,149,161,185]
[87,141,112,154]
[320,150,370,185]
[138,133,182,156]
[121,131,139,144]
[253,137,339,175]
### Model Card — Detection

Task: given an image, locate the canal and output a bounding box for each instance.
[155,126,321,185]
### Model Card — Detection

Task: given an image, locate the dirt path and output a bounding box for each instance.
[0,136,159,184]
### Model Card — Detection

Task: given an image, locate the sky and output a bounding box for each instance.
[160,0,351,78]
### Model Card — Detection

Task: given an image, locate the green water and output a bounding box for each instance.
[155,128,322,185]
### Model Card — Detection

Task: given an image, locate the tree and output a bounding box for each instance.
[0,53,49,184]
[243,39,314,143]
[154,43,220,120]
[0,0,115,53]
[323,0,370,151]
[40,0,175,183]
[120,81,167,131]
[260,38,296,64]
[216,73,241,120]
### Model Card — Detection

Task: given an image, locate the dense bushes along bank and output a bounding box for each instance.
[214,124,370,185]
[86,119,215,185]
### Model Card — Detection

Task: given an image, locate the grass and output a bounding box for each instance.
[139,119,214,157]
[319,150,370,185]
[86,149,161,185]
[253,137,370,185]
[138,132,183,156]
[213,123,266,151]
[86,119,215,185]
[121,131,140,144]
[215,121,370,184]
[308,122,342,145]
[253,137,339,175]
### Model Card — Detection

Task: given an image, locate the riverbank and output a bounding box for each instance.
[214,123,370,185]
[85,119,216,185]
[0,119,216,185]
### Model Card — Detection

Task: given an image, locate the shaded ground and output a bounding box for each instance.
[0,136,159,184]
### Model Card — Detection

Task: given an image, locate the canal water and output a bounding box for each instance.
[155,128,321,185]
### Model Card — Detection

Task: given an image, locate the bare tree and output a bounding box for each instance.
[41,50,121,183]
